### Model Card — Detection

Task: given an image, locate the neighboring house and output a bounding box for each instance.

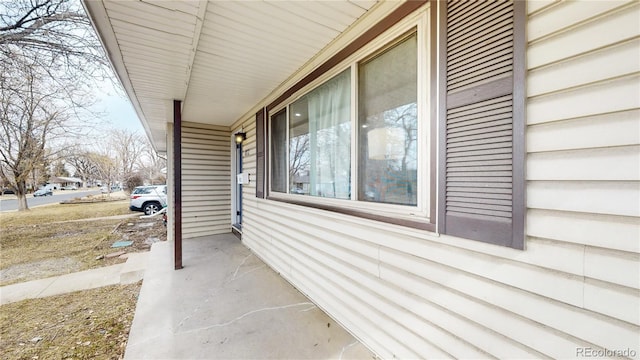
[85,1,639,358]
[46,183,60,190]
[50,176,83,189]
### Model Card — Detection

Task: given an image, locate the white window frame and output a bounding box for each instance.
[268,8,431,223]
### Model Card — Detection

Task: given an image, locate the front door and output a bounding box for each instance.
[233,141,243,230]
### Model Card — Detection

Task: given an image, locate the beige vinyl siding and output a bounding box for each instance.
[526,0,640,311]
[243,200,639,358]
[181,122,231,238]
[240,1,640,358]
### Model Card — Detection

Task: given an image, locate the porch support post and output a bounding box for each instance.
[173,100,183,270]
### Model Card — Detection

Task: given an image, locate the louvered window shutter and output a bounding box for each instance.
[442,0,525,249]
[255,108,266,199]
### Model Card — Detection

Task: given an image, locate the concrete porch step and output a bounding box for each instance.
[120,252,150,284]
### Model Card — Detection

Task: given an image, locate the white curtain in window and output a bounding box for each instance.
[307,70,351,199]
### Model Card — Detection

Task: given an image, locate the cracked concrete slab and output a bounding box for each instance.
[124,235,375,359]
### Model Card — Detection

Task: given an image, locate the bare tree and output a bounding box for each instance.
[110,129,145,183]
[29,161,48,191]
[66,151,99,187]
[0,0,109,210]
[0,0,107,81]
[137,140,166,186]
[289,134,310,190]
[66,128,165,194]
[88,152,116,195]
[0,63,70,210]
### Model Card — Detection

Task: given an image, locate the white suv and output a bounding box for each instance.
[129,185,167,215]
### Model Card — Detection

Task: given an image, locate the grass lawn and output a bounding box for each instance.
[0,201,134,286]
[0,283,140,360]
[0,199,163,359]
[0,199,131,226]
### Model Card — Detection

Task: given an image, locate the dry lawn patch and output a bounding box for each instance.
[0,201,130,286]
[0,200,165,286]
[1,219,122,283]
[1,200,131,227]
[0,283,141,360]
[0,198,165,360]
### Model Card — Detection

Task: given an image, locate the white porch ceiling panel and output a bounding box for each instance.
[85,0,378,152]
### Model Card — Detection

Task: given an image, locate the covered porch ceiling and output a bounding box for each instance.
[84,0,379,153]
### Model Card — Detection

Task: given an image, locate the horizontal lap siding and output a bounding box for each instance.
[526,0,640,337]
[244,201,640,358]
[240,1,640,358]
[182,122,231,238]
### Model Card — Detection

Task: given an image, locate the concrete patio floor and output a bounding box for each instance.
[125,233,375,359]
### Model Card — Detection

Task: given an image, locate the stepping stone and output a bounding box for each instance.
[112,241,133,248]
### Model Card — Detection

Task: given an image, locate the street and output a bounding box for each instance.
[0,190,102,212]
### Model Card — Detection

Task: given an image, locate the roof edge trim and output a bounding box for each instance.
[82,0,162,152]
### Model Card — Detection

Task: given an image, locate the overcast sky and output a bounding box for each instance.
[93,79,144,134]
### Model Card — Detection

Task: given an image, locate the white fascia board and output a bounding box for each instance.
[81,0,162,153]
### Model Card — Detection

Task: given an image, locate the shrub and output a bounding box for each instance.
[124,173,144,194]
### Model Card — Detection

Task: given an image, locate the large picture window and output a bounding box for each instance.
[260,1,525,248]
[269,30,423,215]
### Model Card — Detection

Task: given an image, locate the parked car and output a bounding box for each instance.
[129,185,167,215]
[34,188,53,196]
[1,188,15,195]
[61,185,77,190]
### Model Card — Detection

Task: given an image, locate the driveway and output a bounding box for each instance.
[0,190,101,212]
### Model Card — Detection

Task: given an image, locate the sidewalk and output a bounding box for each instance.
[0,252,149,305]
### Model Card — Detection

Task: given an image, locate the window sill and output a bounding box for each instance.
[266,195,436,232]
